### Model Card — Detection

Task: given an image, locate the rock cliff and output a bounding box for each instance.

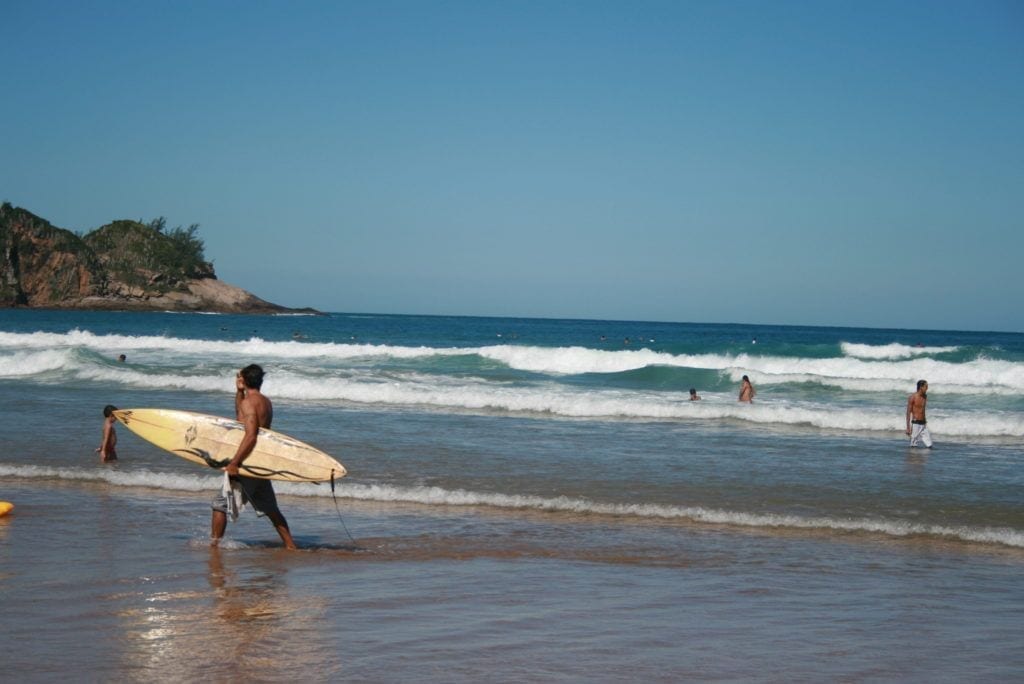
[0,203,316,314]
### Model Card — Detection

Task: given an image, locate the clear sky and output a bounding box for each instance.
[3,1,1022,331]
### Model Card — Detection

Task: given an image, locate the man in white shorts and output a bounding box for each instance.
[905,379,932,448]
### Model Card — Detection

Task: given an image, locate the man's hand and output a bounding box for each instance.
[225,461,240,477]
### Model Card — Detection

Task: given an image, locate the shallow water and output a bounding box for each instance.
[3,479,1023,682]
[1,311,1023,680]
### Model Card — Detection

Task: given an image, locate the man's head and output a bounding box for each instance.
[239,364,265,390]
[103,405,118,418]
[689,388,697,396]
[917,379,928,393]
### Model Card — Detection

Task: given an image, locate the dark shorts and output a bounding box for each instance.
[211,476,281,518]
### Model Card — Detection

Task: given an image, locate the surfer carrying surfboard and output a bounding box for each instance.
[210,364,298,549]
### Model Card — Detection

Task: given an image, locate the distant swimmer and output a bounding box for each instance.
[117,354,126,362]
[738,375,756,403]
[95,405,118,462]
[689,388,701,401]
[906,379,932,448]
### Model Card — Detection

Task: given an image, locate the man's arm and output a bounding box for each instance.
[906,395,913,434]
[97,421,113,453]
[227,404,259,476]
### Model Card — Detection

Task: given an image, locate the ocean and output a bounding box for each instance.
[1,310,1022,681]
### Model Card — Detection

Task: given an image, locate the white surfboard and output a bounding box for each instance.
[113,408,346,483]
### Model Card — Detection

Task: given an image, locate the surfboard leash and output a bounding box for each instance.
[330,470,357,544]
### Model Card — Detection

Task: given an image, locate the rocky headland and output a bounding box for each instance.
[0,203,317,314]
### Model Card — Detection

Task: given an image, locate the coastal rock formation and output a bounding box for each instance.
[0,203,315,314]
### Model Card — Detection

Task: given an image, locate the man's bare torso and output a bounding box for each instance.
[908,392,927,422]
[239,391,273,429]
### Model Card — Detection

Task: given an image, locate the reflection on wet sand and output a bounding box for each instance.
[115,547,341,680]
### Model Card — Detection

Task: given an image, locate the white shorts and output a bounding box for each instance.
[910,422,932,448]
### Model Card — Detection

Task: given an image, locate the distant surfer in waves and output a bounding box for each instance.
[906,379,932,448]
[95,404,118,462]
[211,364,298,549]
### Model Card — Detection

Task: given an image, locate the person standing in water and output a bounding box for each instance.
[738,375,756,403]
[210,364,297,549]
[906,379,932,448]
[95,405,118,462]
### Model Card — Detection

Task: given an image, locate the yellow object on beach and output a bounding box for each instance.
[113,409,346,483]
[0,501,13,517]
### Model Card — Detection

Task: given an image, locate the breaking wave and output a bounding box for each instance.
[2,464,1020,548]
[841,342,960,359]
[3,329,1022,436]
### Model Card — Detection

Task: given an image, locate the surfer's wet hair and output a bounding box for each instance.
[240,364,265,390]
[103,405,117,417]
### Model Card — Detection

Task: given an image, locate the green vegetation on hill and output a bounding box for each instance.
[84,217,214,293]
[1,202,215,303]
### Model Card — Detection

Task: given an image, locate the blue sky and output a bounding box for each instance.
[3,1,1022,331]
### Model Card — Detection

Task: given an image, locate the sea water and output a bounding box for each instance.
[1,310,1022,681]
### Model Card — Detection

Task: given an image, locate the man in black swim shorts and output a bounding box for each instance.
[211,364,297,549]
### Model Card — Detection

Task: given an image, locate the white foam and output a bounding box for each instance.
[0,464,218,491]
[841,342,961,359]
[727,372,1024,396]
[2,330,1021,393]
[4,354,1021,436]
[0,329,459,361]
[4,330,1022,436]
[287,481,1024,547]
[474,346,1024,394]
[0,349,73,377]
[5,465,1017,548]
[727,356,1024,393]
[477,345,676,374]
[131,370,1024,436]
